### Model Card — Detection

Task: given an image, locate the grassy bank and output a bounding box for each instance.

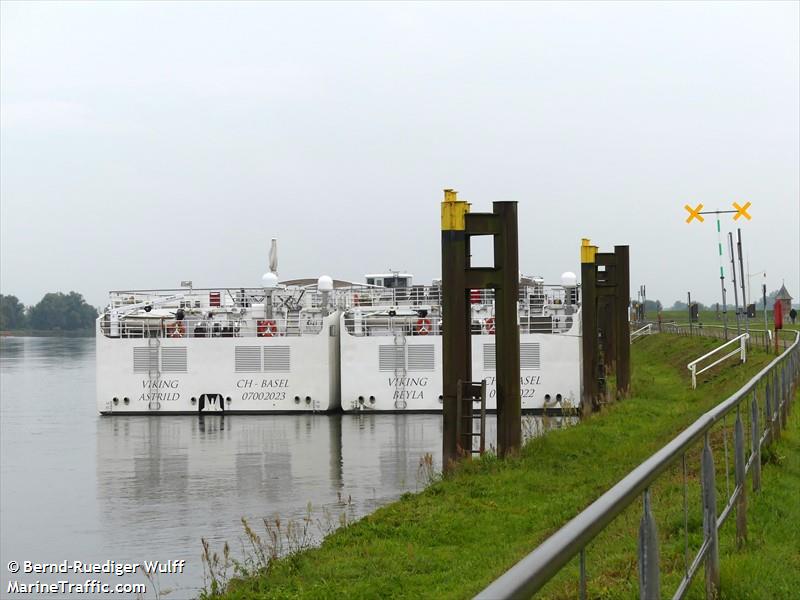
[214,335,783,599]
[707,388,800,599]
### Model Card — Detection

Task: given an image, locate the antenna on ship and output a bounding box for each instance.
[268,238,278,276]
[262,238,279,319]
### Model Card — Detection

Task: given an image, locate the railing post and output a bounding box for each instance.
[772,370,781,442]
[702,433,720,599]
[691,365,697,390]
[751,390,761,492]
[638,487,660,600]
[764,382,773,446]
[734,406,747,548]
[579,548,587,600]
[781,367,788,429]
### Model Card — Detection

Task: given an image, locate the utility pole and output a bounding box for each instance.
[716,217,728,341]
[736,229,749,341]
[728,232,741,336]
[685,203,753,341]
[688,291,692,336]
[762,284,769,352]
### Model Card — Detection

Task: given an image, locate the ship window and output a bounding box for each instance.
[366,278,375,285]
[379,345,405,371]
[407,345,435,371]
[384,277,409,289]
[235,346,261,372]
[133,347,159,373]
[161,347,187,372]
[263,346,290,372]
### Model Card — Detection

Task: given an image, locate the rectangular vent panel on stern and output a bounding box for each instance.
[263,346,291,372]
[407,345,435,371]
[520,343,541,370]
[483,343,541,370]
[133,347,159,373]
[161,347,187,373]
[379,345,405,372]
[235,346,261,373]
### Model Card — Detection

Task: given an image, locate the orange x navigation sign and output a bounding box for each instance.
[684,203,704,223]
[733,201,751,221]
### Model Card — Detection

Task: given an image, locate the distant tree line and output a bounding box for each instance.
[0,292,98,331]
[665,288,797,313]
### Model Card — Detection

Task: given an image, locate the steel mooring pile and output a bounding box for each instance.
[440,190,520,467]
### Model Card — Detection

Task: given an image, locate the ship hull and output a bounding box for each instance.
[96,313,341,414]
[339,316,581,412]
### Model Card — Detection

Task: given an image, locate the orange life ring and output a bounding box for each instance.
[485,317,495,335]
[168,321,185,338]
[257,319,278,337]
[415,318,431,336]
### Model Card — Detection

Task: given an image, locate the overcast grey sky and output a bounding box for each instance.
[1,1,798,308]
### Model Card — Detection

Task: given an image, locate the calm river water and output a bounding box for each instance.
[0,337,567,599]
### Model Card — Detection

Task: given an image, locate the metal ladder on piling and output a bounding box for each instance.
[456,379,487,456]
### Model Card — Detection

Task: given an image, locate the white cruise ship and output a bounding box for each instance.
[96,270,345,415]
[339,272,582,412]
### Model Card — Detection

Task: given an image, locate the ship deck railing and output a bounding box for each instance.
[99,315,326,339]
[106,284,577,313]
[340,284,576,309]
[342,314,577,337]
[107,287,344,313]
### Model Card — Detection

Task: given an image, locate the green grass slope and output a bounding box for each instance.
[215,335,786,600]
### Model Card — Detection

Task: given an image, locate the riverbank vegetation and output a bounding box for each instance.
[0,292,97,333]
[206,334,795,599]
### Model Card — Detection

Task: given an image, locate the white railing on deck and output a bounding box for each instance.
[100,316,325,339]
[107,284,578,314]
[342,313,576,337]
[688,333,749,389]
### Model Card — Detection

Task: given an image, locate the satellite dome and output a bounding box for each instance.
[262,272,279,289]
[561,271,577,288]
[317,275,333,292]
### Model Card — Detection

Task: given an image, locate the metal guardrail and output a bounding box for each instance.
[688,333,749,389]
[642,320,777,351]
[630,324,653,343]
[476,328,799,600]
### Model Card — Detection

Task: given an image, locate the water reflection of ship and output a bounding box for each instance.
[96,415,344,519]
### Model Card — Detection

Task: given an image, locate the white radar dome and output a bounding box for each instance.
[317,275,334,292]
[561,271,577,288]
[262,272,279,289]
